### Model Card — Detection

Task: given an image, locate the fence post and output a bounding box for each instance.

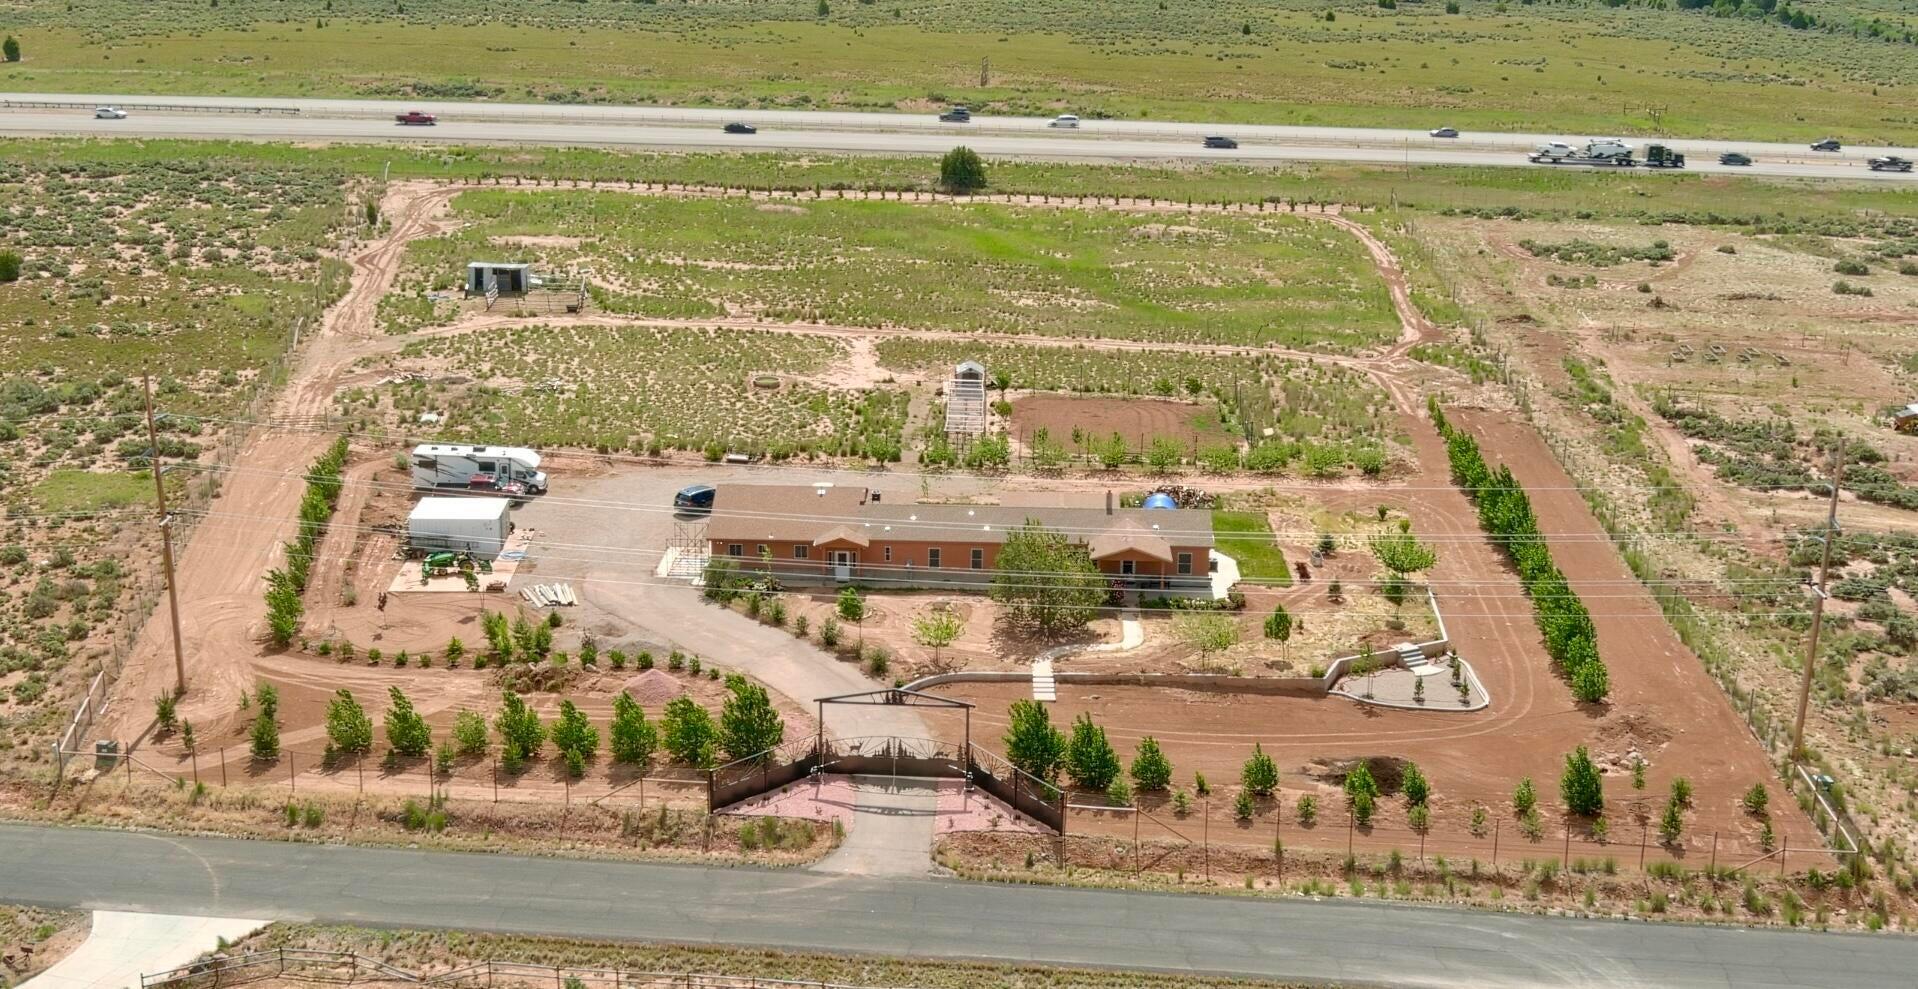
[289,752,296,795]
[493,759,499,803]
[220,747,227,787]
[1347,806,1354,858]
[1709,832,1718,882]
[1132,806,1140,874]
[1563,822,1570,869]
[1640,823,1648,870]
[1492,819,1499,871]
[1780,834,1788,876]
[1202,798,1210,881]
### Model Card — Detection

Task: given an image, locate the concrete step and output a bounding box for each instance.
[1032,659,1056,701]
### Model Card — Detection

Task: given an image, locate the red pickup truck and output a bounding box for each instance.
[395,110,437,126]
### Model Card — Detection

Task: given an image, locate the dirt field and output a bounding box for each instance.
[1009,394,1234,452]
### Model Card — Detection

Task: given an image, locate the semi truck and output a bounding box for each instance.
[411,444,547,494]
[1869,156,1913,173]
[1641,144,1686,169]
[1529,139,1635,166]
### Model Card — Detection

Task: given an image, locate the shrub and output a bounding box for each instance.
[154,694,178,733]
[662,696,718,767]
[637,650,655,670]
[1065,713,1121,791]
[1560,747,1604,816]
[1834,259,1870,276]
[452,709,488,755]
[1513,776,1537,815]
[610,692,658,766]
[1743,783,1769,816]
[551,700,600,763]
[1233,789,1255,821]
[494,691,545,761]
[1401,762,1430,806]
[1670,776,1693,806]
[1297,794,1318,825]
[1129,736,1173,791]
[1240,743,1279,797]
[1004,700,1066,781]
[939,146,988,193]
[384,687,432,757]
[719,675,785,761]
[325,689,374,755]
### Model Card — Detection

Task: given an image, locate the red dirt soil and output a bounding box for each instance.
[1009,394,1231,451]
[929,403,1822,867]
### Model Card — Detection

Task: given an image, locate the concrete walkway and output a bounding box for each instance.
[22,911,265,989]
[810,776,942,876]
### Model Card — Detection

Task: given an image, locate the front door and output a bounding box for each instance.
[832,551,853,581]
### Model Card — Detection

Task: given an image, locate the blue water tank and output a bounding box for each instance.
[1142,493,1178,510]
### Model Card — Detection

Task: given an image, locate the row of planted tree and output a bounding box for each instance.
[263,437,350,648]
[1431,399,1610,703]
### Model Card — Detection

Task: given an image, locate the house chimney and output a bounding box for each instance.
[1105,490,1114,515]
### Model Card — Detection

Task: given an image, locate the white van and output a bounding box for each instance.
[1048,114,1080,129]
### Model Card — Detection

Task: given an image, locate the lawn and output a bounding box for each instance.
[394,192,1398,351]
[2,1,1916,141]
[28,470,156,513]
[1212,510,1291,585]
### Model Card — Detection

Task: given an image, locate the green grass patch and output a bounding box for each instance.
[29,469,155,513]
[399,192,1398,351]
[1213,510,1291,585]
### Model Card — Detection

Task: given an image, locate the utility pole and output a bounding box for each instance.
[1790,445,1845,765]
[144,373,189,696]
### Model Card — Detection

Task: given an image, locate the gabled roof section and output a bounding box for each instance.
[1085,519,1174,563]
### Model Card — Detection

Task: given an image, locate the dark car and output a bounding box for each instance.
[1810,139,1842,152]
[673,484,717,514]
[723,122,757,135]
[395,110,437,126]
[1203,135,1239,149]
[1868,156,1913,173]
[938,106,972,123]
[1718,151,1752,166]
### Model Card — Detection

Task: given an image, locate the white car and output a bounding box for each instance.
[94,106,128,120]
[1048,114,1080,129]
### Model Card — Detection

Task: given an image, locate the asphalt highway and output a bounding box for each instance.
[3,92,1914,182]
[3,823,1914,988]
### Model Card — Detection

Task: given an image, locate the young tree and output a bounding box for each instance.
[1064,713,1121,792]
[1263,604,1293,643]
[610,692,658,766]
[1559,745,1605,817]
[1129,736,1173,792]
[551,699,600,762]
[384,686,432,757]
[0,249,20,283]
[154,694,178,733]
[1371,531,1438,579]
[452,709,488,756]
[1401,761,1430,806]
[324,689,374,755]
[836,585,866,623]
[264,569,303,647]
[1240,743,1279,798]
[1513,776,1537,815]
[249,705,280,760]
[911,607,964,663]
[990,521,1106,636]
[2,36,19,63]
[1003,699,1066,781]
[1659,796,1685,845]
[494,691,545,761]
[719,674,785,761]
[661,696,718,767]
[939,146,988,193]
[1743,783,1770,816]
[1344,761,1380,808]
[1174,612,1239,669]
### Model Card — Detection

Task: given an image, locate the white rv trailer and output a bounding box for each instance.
[410,444,548,493]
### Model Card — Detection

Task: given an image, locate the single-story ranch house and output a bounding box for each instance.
[704,484,1224,596]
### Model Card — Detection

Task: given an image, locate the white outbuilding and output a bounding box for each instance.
[408,497,512,558]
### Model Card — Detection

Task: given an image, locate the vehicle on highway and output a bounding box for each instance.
[1529,139,1633,166]
[1049,114,1080,129]
[396,110,437,126]
[1203,135,1239,149]
[938,105,971,123]
[674,484,717,515]
[1641,144,1685,169]
[1429,126,1459,138]
[1868,155,1913,172]
[1718,151,1753,166]
[94,106,127,120]
[723,122,757,135]
[1810,138,1841,152]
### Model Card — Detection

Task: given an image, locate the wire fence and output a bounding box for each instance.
[140,948,919,989]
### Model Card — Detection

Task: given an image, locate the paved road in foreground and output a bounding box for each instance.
[3,824,1911,988]
[2,92,1914,183]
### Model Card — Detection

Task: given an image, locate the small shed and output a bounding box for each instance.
[467,261,532,295]
[409,496,511,558]
[1894,403,1918,435]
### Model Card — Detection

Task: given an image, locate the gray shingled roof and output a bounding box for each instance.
[708,485,1213,549]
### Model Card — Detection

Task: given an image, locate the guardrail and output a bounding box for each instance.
[0,99,300,115]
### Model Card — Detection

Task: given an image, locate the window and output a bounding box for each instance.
[727,544,743,557]
[1120,560,1136,576]
[1177,552,1193,575]
[793,545,810,560]
[883,546,892,562]
[757,544,768,558]
[928,548,942,569]
[970,548,984,570]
